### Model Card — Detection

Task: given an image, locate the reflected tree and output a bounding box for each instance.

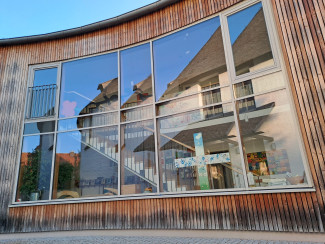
[19,146,51,200]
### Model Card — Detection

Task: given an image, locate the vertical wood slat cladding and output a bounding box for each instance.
[0,0,325,233]
[273,0,325,232]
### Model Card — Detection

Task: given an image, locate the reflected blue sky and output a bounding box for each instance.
[228,2,262,44]
[60,53,117,117]
[56,131,81,154]
[121,43,151,106]
[22,134,54,153]
[153,17,220,101]
[58,118,78,131]
[22,136,41,153]
[33,68,57,87]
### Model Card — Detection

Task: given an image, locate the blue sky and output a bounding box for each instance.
[0,0,157,39]
[228,2,262,44]
[153,17,220,101]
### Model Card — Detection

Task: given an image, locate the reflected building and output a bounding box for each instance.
[79,78,118,115]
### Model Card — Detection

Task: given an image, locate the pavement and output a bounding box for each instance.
[0,230,324,243]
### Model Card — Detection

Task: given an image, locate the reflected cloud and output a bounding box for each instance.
[61,100,77,117]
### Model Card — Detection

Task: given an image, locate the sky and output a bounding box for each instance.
[153,17,220,101]
[228,2,262,44]
[0,0,157,39]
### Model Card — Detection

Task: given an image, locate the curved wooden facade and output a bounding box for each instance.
[0,0,324,233]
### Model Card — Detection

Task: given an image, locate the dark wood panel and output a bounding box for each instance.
[0,0,325,233]
[6,193,324,232]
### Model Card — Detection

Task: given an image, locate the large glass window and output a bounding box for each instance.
[227,2,274,76]
[16,134,54,202]
[153,16,228,102]
[121,120,157,195]
[59,53,118,117]
[16,0,311,204]
[25,68,57,119]
[52,126,118,199]
[237,89,307,187]
[158,105,245,192]
[121,43,153,108]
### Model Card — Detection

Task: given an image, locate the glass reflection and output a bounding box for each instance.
[121,120,157,194]
[26,68,57,119]
[153,16,228,101]
[228,2,274,76]
[58,112,118,131]
[234,71,285,98]
[158,104,245,192]
[33,68,57,87]
[24,121,55,135]
[16,134,54,202]
[237,89,307,187]
[121,106,153,122]
[60,53,118,118]
[121,43,153,108]
[53,126,118,199]
[157,87,231,116]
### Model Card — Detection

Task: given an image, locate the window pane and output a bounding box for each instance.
[228,2,274,76]
[24,121,55,135]
[237,89,308,187]
[153,16,228,102]
[157,87,231,116]
[121,105,153,123]
[16,134,54,202]
[121,43,153,108]
[33,68,57,87]
[58,112,118,131]
[158,104,245,192]
[59,53,118,118]
[26,68,57,119]
[234,71,285,98]
[121,120,157,195]
[53,126,118,199]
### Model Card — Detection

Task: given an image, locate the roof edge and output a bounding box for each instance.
[0,0,181,46]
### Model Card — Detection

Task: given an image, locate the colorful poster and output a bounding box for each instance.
[174,153,231,168]
[193,133,205,156]
[197,165,210,190]
[193,133,210,190]
[247,149,290,175]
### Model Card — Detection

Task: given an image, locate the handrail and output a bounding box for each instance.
[25,84,57,119]
[68,133,157,187]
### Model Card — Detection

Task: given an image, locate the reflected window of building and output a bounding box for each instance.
[59,53,118,118]
[16,134,54,202]
[237,89,308,187]
[58,112,118,131]
[52,126,118,199]
[153,16,228,102]
[121,105,153,123]
[25,68,57,119]
[157,87,231,116]
[234,71,285,98]
[157,104,245,192]
[121,120,157,195]
[227,2,274,76]
[121,43,153,108]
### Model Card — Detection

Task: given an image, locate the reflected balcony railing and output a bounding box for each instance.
[25,84,57,119]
